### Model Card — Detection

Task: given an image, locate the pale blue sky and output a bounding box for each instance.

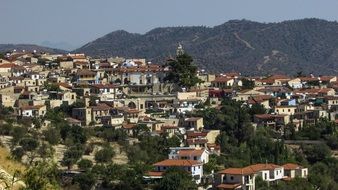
[1,0,338,49]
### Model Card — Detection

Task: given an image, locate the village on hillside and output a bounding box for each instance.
[0,45,337,190]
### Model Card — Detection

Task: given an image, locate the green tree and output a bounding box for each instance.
[73,171,96,190]
[77,159,93,171]
[94,146,115,163]
[19,137,39,152]
[241,78,255,89]
[302,143,331,164]
[248,103,266,120]
[255,176,269,190]
[156,167,197,190]
[43,127,61,145]
[61,145,84,170]
[164,53,202,89]
[11,126,27,145]
[11,147,25,161]
[22,161,60,190]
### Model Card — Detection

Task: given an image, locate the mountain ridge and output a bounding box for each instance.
[0,44,67,54]
[74,18,338,75]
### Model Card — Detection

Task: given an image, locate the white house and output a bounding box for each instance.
[168,147,209,163]
[145,159,203,184]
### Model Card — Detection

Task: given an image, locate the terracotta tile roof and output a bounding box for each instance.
[218,163,282,175]
[153,159,201,167]
[217,183,241,189]
[267,74,290,80]
[248,163,282,172]
[0,63,16,68]
[122,123,136,129]
[77,69,96,75]
[255,114,287,119]
[319,76,335,82]
[91,103,111,111]
[57,82,72,89]
[21,105,45,110]
[294,88,334,94]
[161,126,178,130]
[146,171,164,177]
[90,84,118,89]
[218,167,255,175]
[177,149,205,157]
[186,131,208,138]
[282,163,302,170]
[299,77,319,82]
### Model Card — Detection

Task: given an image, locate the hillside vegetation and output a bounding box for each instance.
[75,18,338,75]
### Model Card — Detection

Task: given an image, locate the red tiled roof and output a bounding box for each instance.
[282,163,302,170]
[0,63,16,68]
[218,163,282,175]
[122,123,136,129]
[177,149,205,157]
[21,105,45,110]
[146,171,164,177]
[217,183,241,189]
[153,159,201,167]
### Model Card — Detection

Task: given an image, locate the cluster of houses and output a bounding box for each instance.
[1,47,328,189]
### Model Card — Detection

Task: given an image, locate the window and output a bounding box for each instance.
[264,173,267,180]
[194,156,197,160]
[230,176,234,180]
[288,109,290,112]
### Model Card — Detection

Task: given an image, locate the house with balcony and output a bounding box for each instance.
[144,159,203,184]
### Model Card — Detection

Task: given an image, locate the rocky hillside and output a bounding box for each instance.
[75,19,338,75]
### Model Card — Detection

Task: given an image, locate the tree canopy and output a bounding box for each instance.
[164,53,202,89]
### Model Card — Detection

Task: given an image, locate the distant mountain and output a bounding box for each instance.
[0,44,67,54]
[74,18,338,75]
[40,41,77,51]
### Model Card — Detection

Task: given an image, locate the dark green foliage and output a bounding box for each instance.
[19,137,39,152]
[77,159,93,171]
[44,83,60,92]
[164,53,202,89]
[11,147,25,161]
[11,126,28,145]
[75,19,338,75]
[43,127,61,145]
[301,143,331,164]
[126,135,180,164]
[248,103,266,120]
[94,146,115,163]
[241,78,255,89]
[255,176,269,190]
[99,128,127,142]
[60,125,87,144]
[155,167,197,190]
[0,106,14,118]
[74,171,96,190]
[22,161,61,190]
[61,145,84,169]
[0,123,12,135]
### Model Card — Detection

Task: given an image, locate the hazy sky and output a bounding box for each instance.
[1,0,338,49]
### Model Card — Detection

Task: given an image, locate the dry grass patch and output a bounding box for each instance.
[0,146,26,175]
